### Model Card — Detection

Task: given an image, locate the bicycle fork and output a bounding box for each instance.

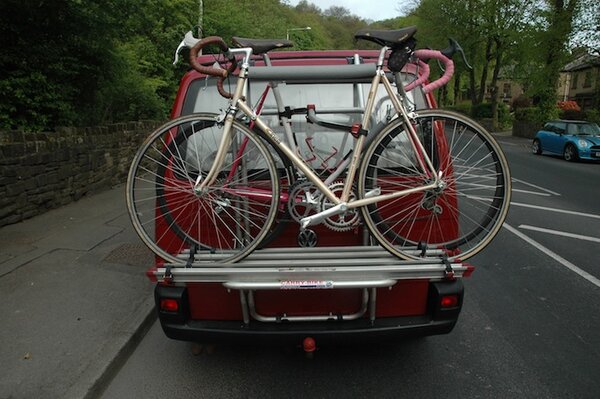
[193,113,235,195]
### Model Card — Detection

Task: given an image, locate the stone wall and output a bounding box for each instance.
[512,120,539,139]
[0,121,161,227]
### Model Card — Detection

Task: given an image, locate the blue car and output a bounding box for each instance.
[532,120,600,161]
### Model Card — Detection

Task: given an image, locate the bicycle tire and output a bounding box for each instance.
[358,109,511,261]
[126,113,280,264]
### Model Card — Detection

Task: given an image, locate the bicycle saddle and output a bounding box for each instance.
[354,26,417,48]
[232,37,293,55]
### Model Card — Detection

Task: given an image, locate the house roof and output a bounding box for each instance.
[562,54,600,72]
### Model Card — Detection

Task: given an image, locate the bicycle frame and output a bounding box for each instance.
[195,46,443,229]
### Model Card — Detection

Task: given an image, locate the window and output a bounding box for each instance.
[546,122,566,134]
[182,71,428,171]
[570,73,578,89]
[553,122,566,134]
[583,71,592,88]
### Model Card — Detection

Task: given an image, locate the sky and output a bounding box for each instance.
[286,0,405,22]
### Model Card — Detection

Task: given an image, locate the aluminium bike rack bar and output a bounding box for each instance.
[153,246,467,285]
[175,245,446,263]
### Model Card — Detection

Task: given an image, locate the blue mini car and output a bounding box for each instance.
[532,120,600,161]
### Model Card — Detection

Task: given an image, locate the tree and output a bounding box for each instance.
[571,0,599,54]
[0,0,116,130]
[406,0,538,128]
[530,0,580,117]
[0,0,198,131]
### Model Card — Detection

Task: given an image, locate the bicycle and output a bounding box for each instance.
[126,27,511,264]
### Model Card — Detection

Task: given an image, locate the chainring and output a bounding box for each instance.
[287,180,322,224]
[320,181,360,232]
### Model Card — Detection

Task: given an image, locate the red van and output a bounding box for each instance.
[147,49,473,348]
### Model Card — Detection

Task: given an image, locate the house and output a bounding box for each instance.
[492,78,524,105]
[559,54,600,111]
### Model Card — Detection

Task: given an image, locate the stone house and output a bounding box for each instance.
[558,54,600,111]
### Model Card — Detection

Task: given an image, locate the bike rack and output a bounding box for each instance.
[151,246,471,325]
[154,246,468,284]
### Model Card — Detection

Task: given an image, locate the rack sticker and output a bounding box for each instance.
[280,280,334,290]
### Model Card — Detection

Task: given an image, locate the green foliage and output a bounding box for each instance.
[515,106,558,127]
[560,109,585,120]
[0,0,378,130]
[586,110,600,124]
[473,102,512,128]
[4,0,587,132]
[447,102,511,128]
[445,103,472,117]
[472,103,505,119]
[0,0,114,130]
[0,0,196,131]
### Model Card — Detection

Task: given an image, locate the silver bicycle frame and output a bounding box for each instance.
[195,46,441,229]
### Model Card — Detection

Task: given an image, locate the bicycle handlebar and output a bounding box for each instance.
[403,49,454,94]
[189,36,238,98]
[189,35,455,97]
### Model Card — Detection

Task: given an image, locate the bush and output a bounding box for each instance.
[446,102,512,130]
[511,94,531,111]
[471,103,492,118]
[471,102,512,129]
[513,107,547,138]
[515,107,544,127]
[560,109,585,120]
[445,102,472,117]
[586,110,600,124]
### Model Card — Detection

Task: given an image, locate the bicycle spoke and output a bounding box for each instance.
[360,110,511,261]
[126,114,280,264]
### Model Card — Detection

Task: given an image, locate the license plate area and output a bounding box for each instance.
[253,288,364,318]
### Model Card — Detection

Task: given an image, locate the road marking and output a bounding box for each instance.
[503,223,600,288]
[510,202,600,220]
[497,140,517,146]
[511,177,561,196]
[518,225,600,243]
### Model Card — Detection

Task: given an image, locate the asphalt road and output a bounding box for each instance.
[100,135,600,399]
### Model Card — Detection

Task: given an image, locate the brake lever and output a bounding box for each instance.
[441,38,473,71]
[173,30,202,65]
[173,39,186,65]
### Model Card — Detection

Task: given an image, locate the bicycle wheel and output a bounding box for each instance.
[358,109,511,261]
[126,113,280,264]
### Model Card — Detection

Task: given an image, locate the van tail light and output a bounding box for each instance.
[160,298,179,312]
[440,295,459,308]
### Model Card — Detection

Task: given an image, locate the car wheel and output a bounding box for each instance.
[532,139,542,155]
[564,144,579,162]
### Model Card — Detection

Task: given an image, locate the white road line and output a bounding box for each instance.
[510,202,600,220]
[511,177,562,196]
[497,140,517,146]
[518,225,600,243]
[503,223,600,288]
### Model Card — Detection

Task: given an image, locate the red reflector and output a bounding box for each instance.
[303,337,316,353]
[440,295,459,308]
[145,267,158,282]
[160,299,179,312]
